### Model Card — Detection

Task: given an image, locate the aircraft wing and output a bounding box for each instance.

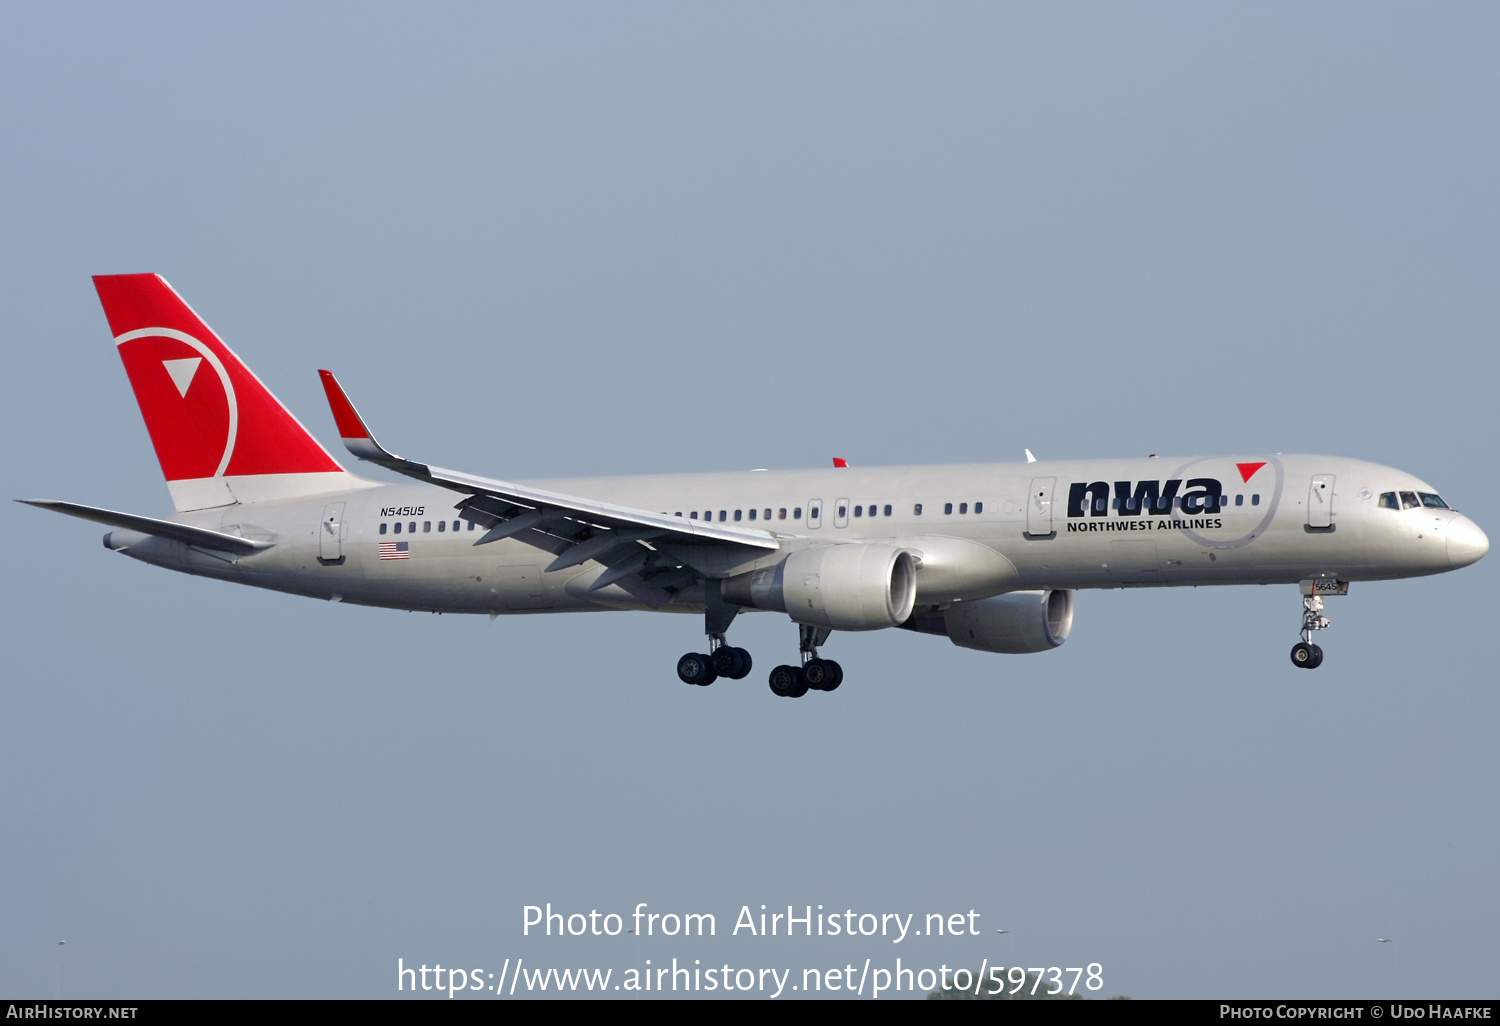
[17,499,272,554]
[318,371,780,600]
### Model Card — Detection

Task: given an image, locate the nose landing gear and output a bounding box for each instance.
[1290,591,1332,669]
[1290,640,1323,669]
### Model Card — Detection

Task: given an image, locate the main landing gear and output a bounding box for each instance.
[676,599,845,697]
[1289,592,1332,670]
[678,596,752,687]
[677,635,752,687]
[768,624,843,699]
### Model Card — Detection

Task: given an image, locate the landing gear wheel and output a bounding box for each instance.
[768,664,808,698]
[677,652,717,686]
[1308,644,1324,669]
[731,647,752,679]
[802,657,831,690]
[822,659,843,691]
[1290,643,1318,669]
[713,646,752,680]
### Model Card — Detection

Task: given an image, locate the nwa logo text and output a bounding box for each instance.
[1065,479,1224,533]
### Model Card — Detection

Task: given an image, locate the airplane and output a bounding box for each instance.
[20,274,1489,697]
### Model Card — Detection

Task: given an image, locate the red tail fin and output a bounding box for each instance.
[94,274,356,510]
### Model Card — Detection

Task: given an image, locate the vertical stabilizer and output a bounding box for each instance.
[93,273,366,511]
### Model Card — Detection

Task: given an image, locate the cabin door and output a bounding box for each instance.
[1308,475,1335,529]
[1026,478,1056,538]
[319,502,346,563]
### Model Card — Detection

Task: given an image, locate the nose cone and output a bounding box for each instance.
[1447,515,1489,569]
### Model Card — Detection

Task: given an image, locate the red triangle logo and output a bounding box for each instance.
[1236,461,1267,483]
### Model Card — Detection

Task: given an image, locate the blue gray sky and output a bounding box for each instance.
[3,3,1497,999]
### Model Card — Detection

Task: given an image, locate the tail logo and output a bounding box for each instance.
[114,327,239,479]
[162,357,202,397]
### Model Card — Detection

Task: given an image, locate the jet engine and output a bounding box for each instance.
[721,544,918,630]
[901,589,1074,654]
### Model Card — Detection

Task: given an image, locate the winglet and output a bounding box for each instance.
[832,457,848,468]
[317,370,406,466]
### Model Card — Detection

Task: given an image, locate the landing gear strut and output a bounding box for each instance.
[1290,593,1331,670]
[769,624,843,697]
[678,595,751,687]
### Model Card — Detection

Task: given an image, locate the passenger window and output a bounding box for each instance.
[1378,492,1398,510]
[974,502,982,514]
[748,509,756,520]
[914,503,923,515]
[959,503,968,514]
[1236,494,1244,507]
[379,523,387,535]
[720,511,727,522]
[944,503,953,515]
[734,510,742,521]
[454,521,461,531]
[423,521,431,533]
[854,506,862,517]
[837,505,847,517]
[438,520,445,532]
[764,508,771,520]
[1112,498,1120,510]
[1094,498,1105,513]
[1251,495,1260,506]
[1419,493,1450,509]
[393,522,402,534]
[675,512,682,518]
[778,508,787,520]
[1400,491,1420,510]
[468,520,475,531]
[807,507,816,519]
[409,522,417,533]
[691,512,698,519]
[884,504,892,516]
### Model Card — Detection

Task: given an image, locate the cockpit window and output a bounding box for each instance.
[1400,491,1420,510]
[1419,492,1450,509]
[1378,492,1399,510]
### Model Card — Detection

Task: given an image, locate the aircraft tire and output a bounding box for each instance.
[730,647,752,679]
[822,659,843,691]
[1290,643,1317,669]
[1308,644,1324,669]
[678,652,716,686]
[713,646,753,680]
[802,658,830,690]
[768,664,806,698]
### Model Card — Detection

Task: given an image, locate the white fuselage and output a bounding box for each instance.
[108,453,1487,617]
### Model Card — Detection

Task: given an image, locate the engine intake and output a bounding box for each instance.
[902,589,1074,654]
[722,544,918,631]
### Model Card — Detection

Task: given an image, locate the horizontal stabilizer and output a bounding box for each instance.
[17,500,272,554]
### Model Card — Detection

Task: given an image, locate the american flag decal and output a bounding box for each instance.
[378,541,409,560]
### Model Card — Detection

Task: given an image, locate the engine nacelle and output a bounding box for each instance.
[722,544,918,631]
[902,589,1074,654]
